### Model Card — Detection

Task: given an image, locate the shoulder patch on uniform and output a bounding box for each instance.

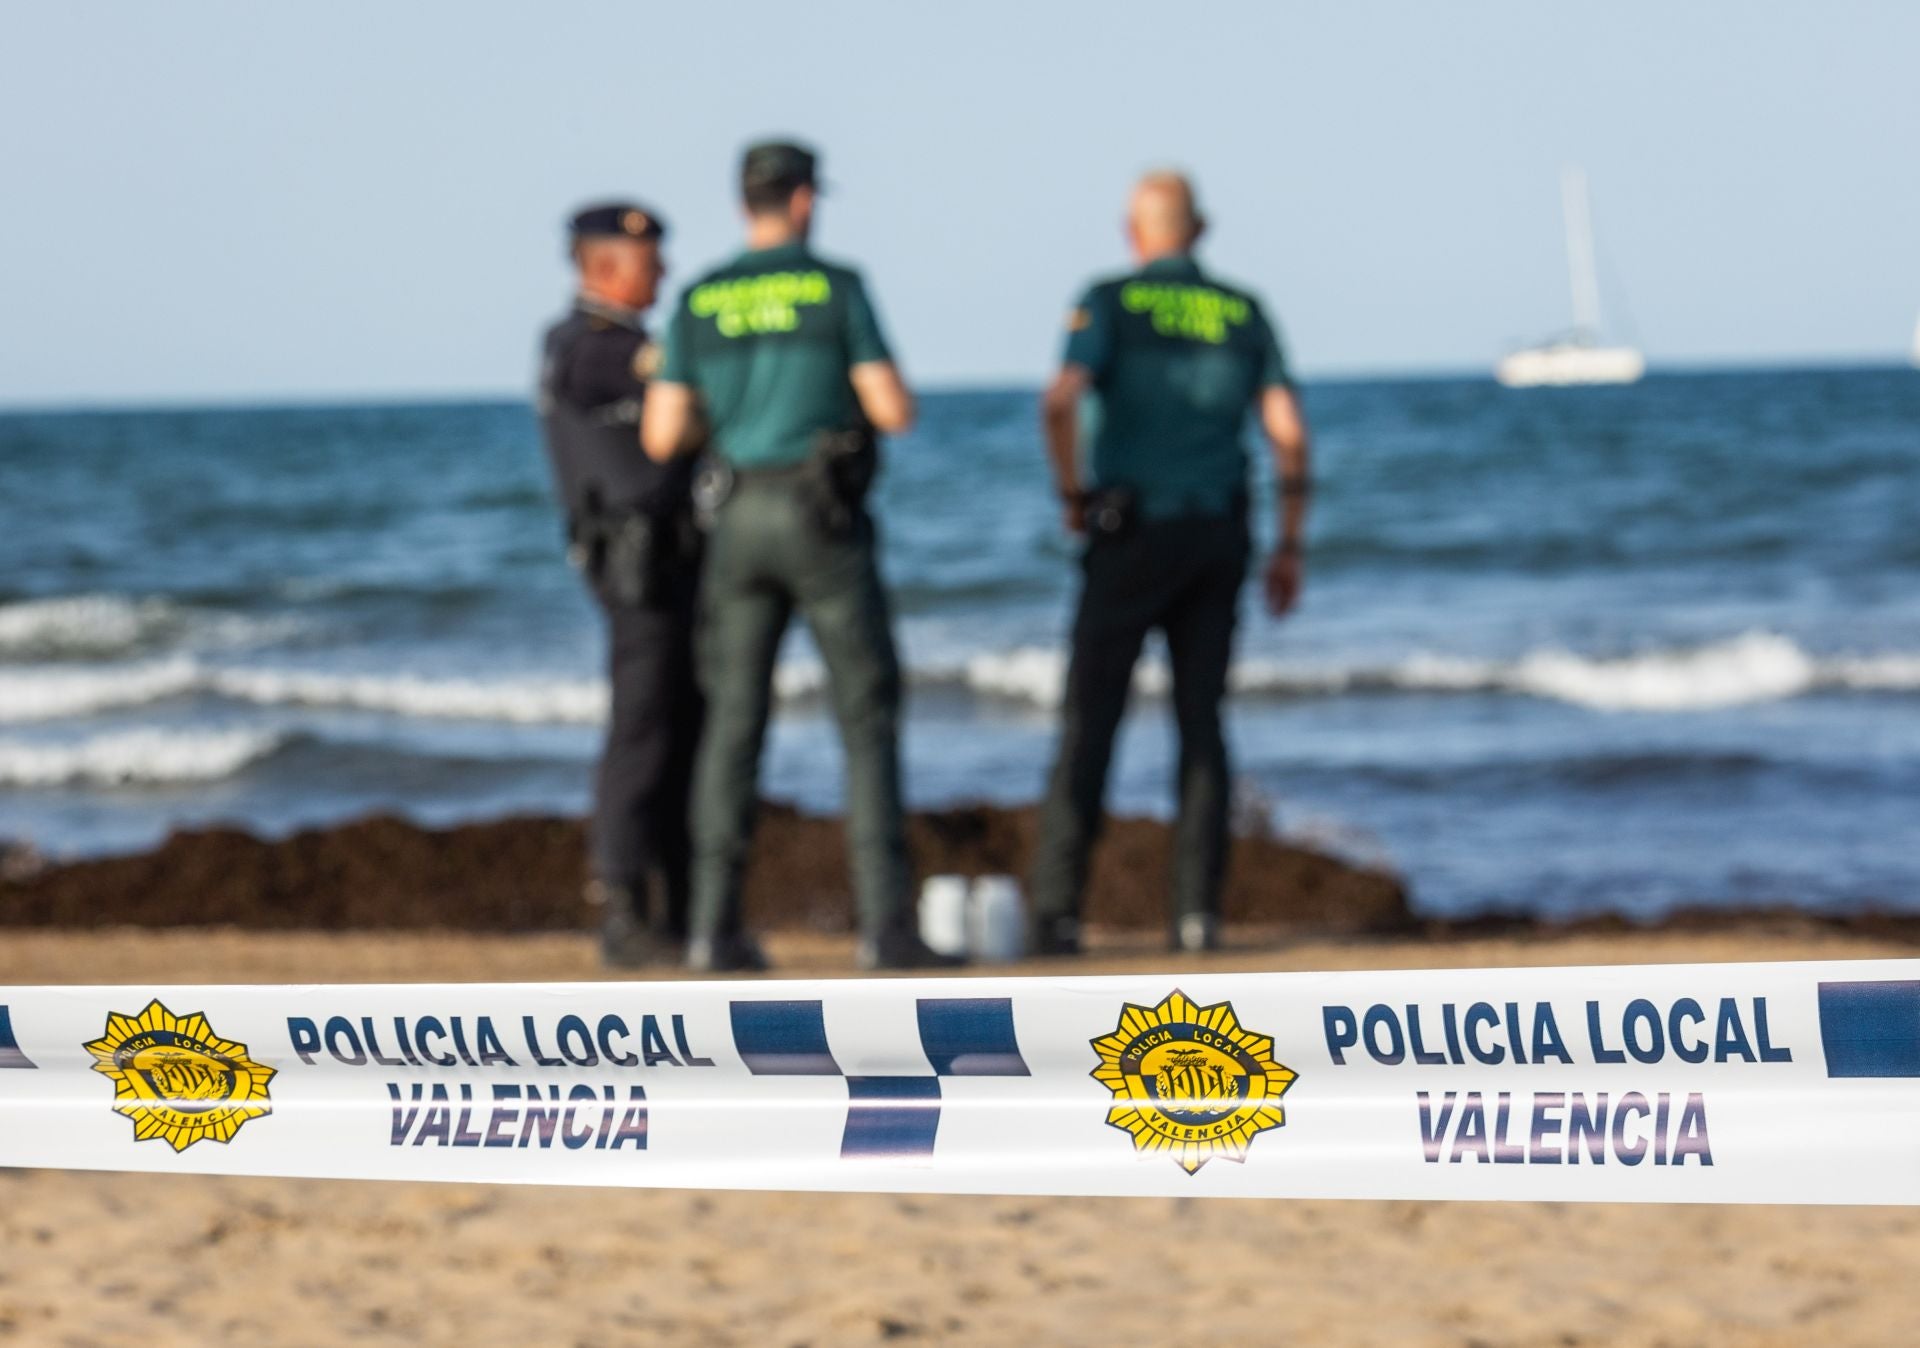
[633,340,664,379]
[1066,307,1092,333]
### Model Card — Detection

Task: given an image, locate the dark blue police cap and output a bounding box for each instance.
[568,201,667,244]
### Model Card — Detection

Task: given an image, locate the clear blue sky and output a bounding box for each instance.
[4,2,1917,405]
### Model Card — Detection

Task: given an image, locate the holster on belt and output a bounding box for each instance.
[571,488,697,610]
[799,423,880,540]
[1081,484,1140,541]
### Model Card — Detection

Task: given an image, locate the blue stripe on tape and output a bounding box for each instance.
[842,1077,943,1157]
[730,1000,841,1076]
[0,1006,35,1070]
[1818,980,1920,1078]
[918,997,1029,1077]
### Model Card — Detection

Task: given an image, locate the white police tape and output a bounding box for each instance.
[3,959,1918,1203]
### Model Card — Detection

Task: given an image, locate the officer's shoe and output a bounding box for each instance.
[1175,913,1222,955]
[1031,915,1083,959]
[857,929,966,972]
[591,882,677,970]
[685,932,770,974]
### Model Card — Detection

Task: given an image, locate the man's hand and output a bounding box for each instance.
[1264,548,1303,617]
[1257,384,1310,618]
[1061,493,1086,536]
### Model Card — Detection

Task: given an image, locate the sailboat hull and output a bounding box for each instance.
[1496,344,1645,388]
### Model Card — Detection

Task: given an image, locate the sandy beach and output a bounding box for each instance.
[4,923,1916,1347]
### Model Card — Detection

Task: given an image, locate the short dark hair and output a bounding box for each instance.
[739,141,818,215]
[743,177,805,215]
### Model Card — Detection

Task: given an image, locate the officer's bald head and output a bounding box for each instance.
[1128,171,1206,258]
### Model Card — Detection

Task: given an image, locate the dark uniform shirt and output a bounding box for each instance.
[539,297,693,521]
[1064,254,1293,519]
[658,242,892,469]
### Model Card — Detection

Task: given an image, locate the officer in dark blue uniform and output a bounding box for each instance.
[537,202,702,967]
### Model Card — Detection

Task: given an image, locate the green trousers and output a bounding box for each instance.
[1032,511,1251,928]
[689,477,911,940]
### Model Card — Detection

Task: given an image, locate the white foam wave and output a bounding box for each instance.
[1501,632,1818,711]
[0,657,609,725]
[1238,632,1834,711]
[0,657,203,722]
[206,669,608,723]
[1827,653,1920,691]
[963,647,1069,705]
[0,594,306,659]
[773,660,827,701]
[0,727,283,786]
[1,633,1910,728]
[949,632,1918,713]
[0,596,176,657]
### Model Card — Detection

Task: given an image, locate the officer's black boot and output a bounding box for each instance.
[685,930,769,974]
[589,880,671,970]
[1031,914,1083,958]
[857,924,967,972]
[687,933,768,975]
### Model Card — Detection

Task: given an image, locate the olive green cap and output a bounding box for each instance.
[740,140,822,196]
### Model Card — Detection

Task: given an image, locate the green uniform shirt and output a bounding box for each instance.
[1064,253,1293,519]
[659,241,893,470]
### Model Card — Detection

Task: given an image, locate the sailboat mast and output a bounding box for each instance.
[1562,166,1603,342]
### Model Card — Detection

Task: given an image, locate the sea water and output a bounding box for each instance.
[0,368,1915,919]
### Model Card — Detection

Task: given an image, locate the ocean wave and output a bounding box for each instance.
[2,632,1914,727]
[205,669,607,723]
[0,658,606,725]
[1493,633,1817,711]
[1827,652,1920,691]
[0,657,203,721]
[0,596,181,658]
[0,594,304,660]
[950,632,1920,712]
[0,727,284,786]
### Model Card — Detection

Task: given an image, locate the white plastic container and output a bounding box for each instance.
[917,874,971,957]
[967,874,1028,963]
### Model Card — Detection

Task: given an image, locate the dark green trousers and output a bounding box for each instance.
[1032,511,1250,928]
[689,478,910,940]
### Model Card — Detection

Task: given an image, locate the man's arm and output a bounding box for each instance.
[1042,364,1092,534]
[840,268,914,435]
[640,381,703,462]
[849,361,915,435]
[1258,384,1311,617]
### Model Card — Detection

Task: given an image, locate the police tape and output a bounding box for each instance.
[3,959,1918,1203]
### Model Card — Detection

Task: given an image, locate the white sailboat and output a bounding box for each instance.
[1910,311,1920,368]
[1496,167,1645,388]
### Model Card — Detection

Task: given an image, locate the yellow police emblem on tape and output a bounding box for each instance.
[1090,990,1295,1175]
[84,1000,275,1151]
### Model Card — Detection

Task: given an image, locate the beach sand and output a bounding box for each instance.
[3,925,1915,1347]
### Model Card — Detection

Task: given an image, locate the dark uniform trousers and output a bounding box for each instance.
[1033,510,1251,929]
[690,477,909,940]
[594,573,703,935]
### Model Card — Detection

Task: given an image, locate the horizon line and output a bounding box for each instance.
[1,354,1913,417]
